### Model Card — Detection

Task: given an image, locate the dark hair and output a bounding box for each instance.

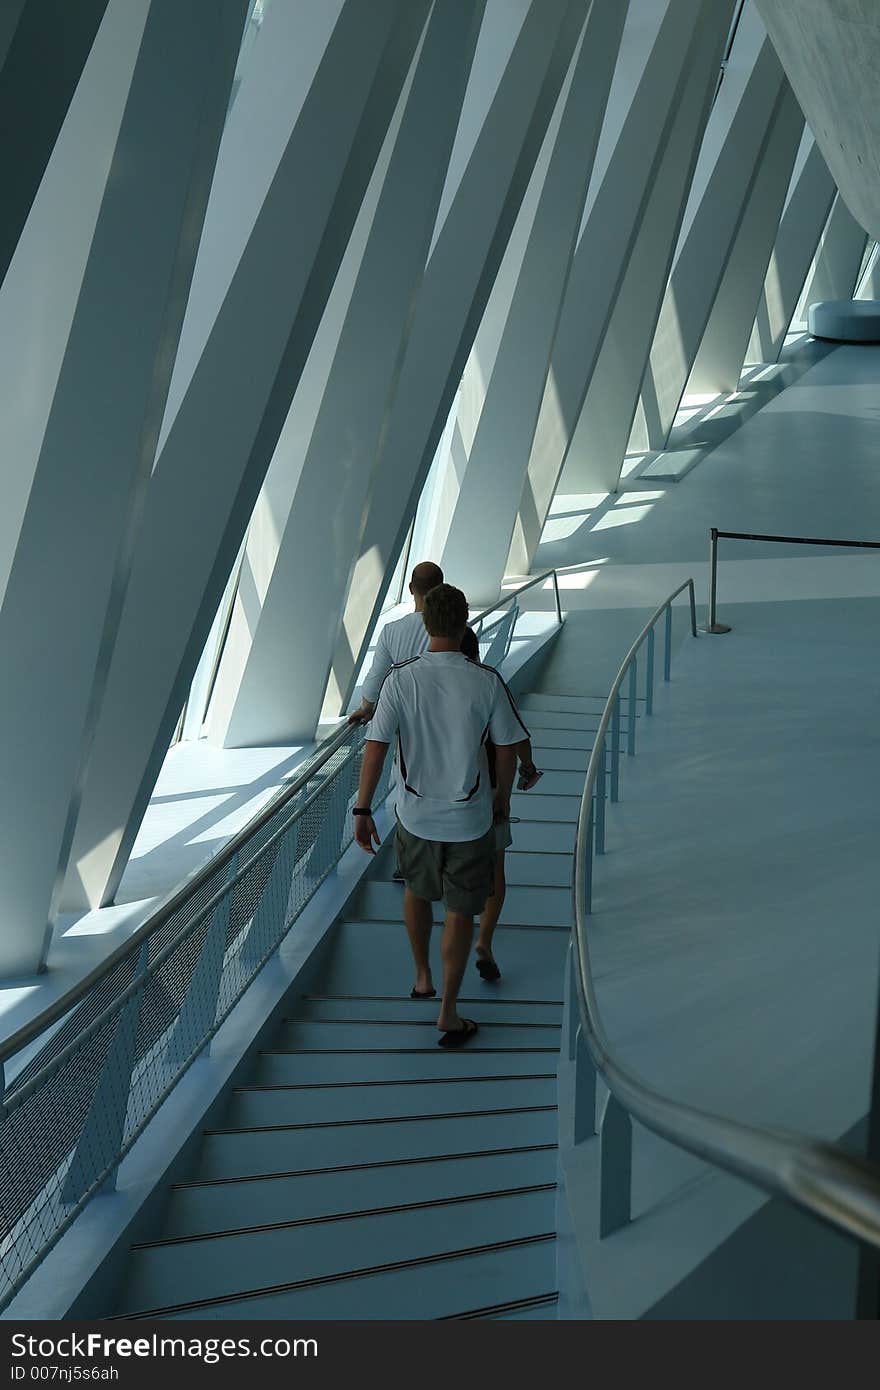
[459,626,479,661]
[422,583,468,638]
[410,561,444,598]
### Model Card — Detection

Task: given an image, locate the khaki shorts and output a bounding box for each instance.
[395,819,496,916]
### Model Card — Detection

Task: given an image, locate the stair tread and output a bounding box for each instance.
[274,1019,561,1051]
[198,1108,558,1180]
[225,1075,557,1128]
[163,1145,557,1240]
[119,1189,555,1314]
[132,1237,558,1321]
[350,883,572,927]
[290,995,562,1024]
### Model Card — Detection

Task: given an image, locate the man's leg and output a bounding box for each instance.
[476,852,506,977]
[403,888,434,995]
[437,912,474,1033]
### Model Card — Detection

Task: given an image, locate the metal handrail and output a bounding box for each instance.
[571,579,880,1251]
[471,567,562,628]
[0,719,359,1070]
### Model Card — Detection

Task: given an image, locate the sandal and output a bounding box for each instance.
[437,1018,479,1048]
[410,987,437,999]
[476,955,501,983]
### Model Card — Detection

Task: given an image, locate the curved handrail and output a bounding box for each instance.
[0,719,359,1069]
[571,578,880,1250]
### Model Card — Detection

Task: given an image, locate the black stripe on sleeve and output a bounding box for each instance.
[481,663,530,739]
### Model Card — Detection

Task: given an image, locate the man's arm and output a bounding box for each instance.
[349,628,392,723]
[492,743,516,823]
[354,740,388,852]
[515,737,542,791]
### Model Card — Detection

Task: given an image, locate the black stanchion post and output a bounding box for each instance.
[706,527,732,633]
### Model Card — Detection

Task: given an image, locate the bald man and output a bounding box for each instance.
[348,561,444,725]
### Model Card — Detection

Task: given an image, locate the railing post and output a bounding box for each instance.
[61,940,150,1204]
[553,570,562,625]
[664,602,672,681]
[574,1026,597,1142]
[583,798,594,916]
[567,943,579,1062]
[646,627,655,715]
[707,527,732,634]
[595,735,607,855]
[166,855,237,1065]
[627,660,637,755]
[239,821,300,972]
[610,694,621,803]
[599,1091,633,1238]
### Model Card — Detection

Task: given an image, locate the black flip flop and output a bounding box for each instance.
[476,956,501,983]
[437,1018,479,1048]
[410,987,437,999]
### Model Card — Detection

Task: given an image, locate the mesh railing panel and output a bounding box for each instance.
[0,725,390,1309]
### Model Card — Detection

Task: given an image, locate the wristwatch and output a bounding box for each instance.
[352,806,373,816]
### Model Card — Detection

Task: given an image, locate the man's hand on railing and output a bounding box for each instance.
[347,700,374,726]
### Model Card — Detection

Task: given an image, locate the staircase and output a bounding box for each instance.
[111,691,603,1321]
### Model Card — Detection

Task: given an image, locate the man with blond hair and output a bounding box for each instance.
[353,584,529,1045]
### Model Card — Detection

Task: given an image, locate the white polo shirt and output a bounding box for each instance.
[360,611,429,706]
[369,652,529,842]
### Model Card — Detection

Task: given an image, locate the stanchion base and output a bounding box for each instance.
[703,623,732,634]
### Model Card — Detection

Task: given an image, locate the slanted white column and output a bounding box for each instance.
[0,0,109,288]
[635,10,790,450]
[856,243,880,301]
[207,0,484,747]
[60,0,426,913]
[687,82,804,396]
[0,0,151,607]
[437,0,625,604]
[553,0,733,497]
[507,0,734,566]
[326,0,588,718]
[799,193,867,311]
[0,0,248,975]
[748,137,835,363]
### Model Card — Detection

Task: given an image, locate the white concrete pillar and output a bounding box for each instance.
[0,0,109,288]
[748,137,835,363]
[0,0,151,608]
[856,243,880,301]
[60,0,426,913]
[437,0,626,604]
[553,0,732,497]
[687,82,804,396]
[635,12,790,450]
[506,0,734,568]
[0,0,249,976]
[798,193,867,314]
[324,0,588,719]
[207,0,484,747]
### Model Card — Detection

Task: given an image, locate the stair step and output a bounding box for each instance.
[521,692,640,715]
[129,1238,557,1321]
[519,709,615,734]
[520,726,599,751]
[289,922,570,1013]
[350,883,572,927]
[118,1187,555,1317]
[274,1019,561,1053]
[225,1075,557,1129]
[510,791,580,823]
[467,1294,559,1320]
[529,746,591,772]
[164,1144,557,1240]
[254,1043,559,1087]
[290,995,562,1025]
[197,1108,558,1181]
[504,851,572,888]
[513,769,585,796]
